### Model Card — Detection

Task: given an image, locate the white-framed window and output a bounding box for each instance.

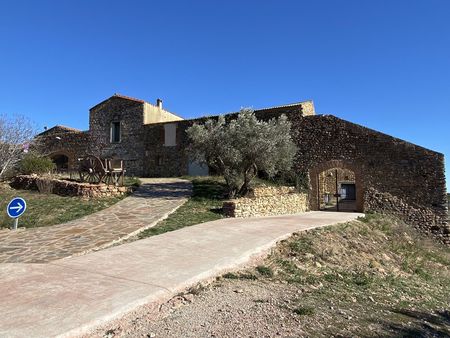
[110,121,121,143]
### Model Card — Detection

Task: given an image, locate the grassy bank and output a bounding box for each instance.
[107,214,450,337]
[138,177,227,238]
[224,214,450,336]
[0,178,141,229]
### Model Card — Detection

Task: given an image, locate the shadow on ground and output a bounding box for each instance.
[381,308,450,337]
[132,182,192,200]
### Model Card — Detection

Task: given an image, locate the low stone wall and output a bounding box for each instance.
[10,175,131,198]
[364,187,449,245]
[223,186,309,218]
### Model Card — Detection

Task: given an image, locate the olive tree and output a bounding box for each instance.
[186,109,298,198]
[0,114,37,180]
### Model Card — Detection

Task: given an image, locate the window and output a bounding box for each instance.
[164,123,177,146]
[110,121,121,143]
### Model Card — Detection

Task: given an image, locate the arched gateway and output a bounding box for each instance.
[50,153,69,171]
[309,160,364,212]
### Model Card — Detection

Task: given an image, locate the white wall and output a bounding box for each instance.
[144,103,183,124]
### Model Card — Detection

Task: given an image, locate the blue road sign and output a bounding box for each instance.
[7,197,27,218]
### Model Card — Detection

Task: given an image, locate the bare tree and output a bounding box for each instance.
[0,114,37,180]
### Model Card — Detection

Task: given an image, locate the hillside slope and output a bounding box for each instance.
[102,214,450,338]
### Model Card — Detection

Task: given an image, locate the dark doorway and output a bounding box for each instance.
[52,154,69,171]
[340,183,356,200]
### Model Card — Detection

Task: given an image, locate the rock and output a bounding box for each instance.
[183,294,195,303]
[234,289,244,294]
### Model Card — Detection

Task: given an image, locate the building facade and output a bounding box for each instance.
[37,93,448,241]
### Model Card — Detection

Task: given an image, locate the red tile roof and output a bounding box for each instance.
[111,93,145,103]
[255,100,313,111]
[89,93,145,110]
[37,125,83,137]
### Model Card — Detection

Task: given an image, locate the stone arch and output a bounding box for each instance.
[49,151,71,171]
[309,159,364,212]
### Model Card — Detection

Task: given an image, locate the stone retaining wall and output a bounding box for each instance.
[223,186,308,218]
[10,175,131,198]
[364,187,450,245]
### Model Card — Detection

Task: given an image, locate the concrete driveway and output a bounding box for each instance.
[0,211,362,338]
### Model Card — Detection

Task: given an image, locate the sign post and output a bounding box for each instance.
[6,197,27,230]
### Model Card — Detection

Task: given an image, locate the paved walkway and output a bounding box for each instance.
[0,211,362,338]
[0,178,192,263]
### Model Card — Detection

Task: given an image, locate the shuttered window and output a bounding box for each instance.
[110,121,121,143]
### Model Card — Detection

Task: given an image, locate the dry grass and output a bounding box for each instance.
[240,214,450,336]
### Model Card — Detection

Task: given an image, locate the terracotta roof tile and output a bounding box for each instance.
[255,100,313,111]
[112,93,145,103]
[90,93,146,110]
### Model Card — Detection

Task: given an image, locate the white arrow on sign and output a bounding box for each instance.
[10,203,24,212]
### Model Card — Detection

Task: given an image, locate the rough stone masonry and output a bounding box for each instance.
[36,94,448,242]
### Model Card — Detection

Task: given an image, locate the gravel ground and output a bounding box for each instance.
[98,279,309,338]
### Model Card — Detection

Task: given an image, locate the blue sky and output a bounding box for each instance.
[0,1,449,189]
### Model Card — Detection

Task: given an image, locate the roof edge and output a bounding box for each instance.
[89,93,145,110]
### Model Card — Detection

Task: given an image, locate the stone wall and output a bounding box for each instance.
[142,102,312,177]
[10,175,131,198]
[36,131,90,171]
[143,108,447,240]
[223,186,309,218]
[291,114,447,216]
[37,95,185,177]
[33,95,448,241]
[89,96,147,176]
[364,187,450,245]
[143,111,446,217]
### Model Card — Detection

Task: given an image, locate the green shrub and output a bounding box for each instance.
[293,306,315,316]
[124,176,142,188]
[256,265,274,277]
[19,154,55,175]
[223,272,239,279]
[352,272,373,286]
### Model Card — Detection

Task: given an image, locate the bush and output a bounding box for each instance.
[19,154,55,175]
[256,265,274,277]
[124,176,142,188]
[293,306,315,316]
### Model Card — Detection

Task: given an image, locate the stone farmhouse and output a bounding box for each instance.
[37,93,448,240]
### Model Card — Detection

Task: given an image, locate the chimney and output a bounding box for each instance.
[156,98,163,109]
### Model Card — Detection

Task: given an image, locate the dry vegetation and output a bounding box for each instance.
[107,214,450,338]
